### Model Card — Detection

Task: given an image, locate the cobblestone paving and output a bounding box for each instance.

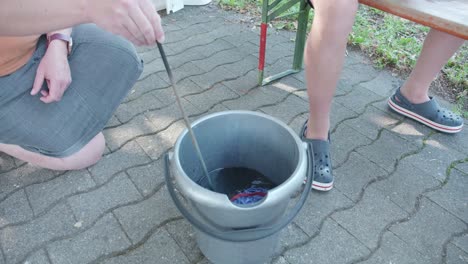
[0,4,467,264]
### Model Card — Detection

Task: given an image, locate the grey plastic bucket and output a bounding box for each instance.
[165,110,312,264]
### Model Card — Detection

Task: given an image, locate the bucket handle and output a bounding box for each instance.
[164,144,313,242]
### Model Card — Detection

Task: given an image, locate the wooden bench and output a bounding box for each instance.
[258,0,468,85]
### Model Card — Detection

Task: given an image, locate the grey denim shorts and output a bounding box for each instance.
[0,24,143,157]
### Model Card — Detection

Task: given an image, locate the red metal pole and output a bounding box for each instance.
[258,23,268,71]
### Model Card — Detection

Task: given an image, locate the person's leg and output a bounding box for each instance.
[301,0,358,191]
[0,132,105,171]
[400,29,465,104]
[304,0,359,140]
[0,25,142,171]
[388,29,464,133]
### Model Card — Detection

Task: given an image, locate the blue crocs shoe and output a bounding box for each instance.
[388,88,463,133]
[300,121,333,191]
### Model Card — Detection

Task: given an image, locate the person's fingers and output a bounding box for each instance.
[31,69,45,95]
[41,94,57,103]
[139,0,164,43]
[128,3,155,45]
[41,90,48,96]
[154,14,165,43]
[89,0,165,45]
[119,24,144,46]
[60,80,71,95]
[122,17,147,46]
[119,27,140,46]
[40,80,63,103]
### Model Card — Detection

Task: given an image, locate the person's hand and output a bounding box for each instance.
[86,0,165,46]
[31,40,72,103]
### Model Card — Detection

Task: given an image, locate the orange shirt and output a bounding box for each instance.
[0,36,40,76]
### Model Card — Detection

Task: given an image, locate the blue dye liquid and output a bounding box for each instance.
[203,167,276,199]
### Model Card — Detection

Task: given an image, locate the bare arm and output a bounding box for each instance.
[0,0,87,36]
[0,0,164,46]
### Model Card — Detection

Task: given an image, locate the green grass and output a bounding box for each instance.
[216,0,467,116]
[218,0,250,10]
[350,8,429,70]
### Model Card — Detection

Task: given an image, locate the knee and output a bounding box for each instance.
[313,0,358,21]
[72,24,142,68]
[0,140,104,171]
[306,0,358,46]
[59,133,106,170]
[81,133,106,169]
[327,0,359,15]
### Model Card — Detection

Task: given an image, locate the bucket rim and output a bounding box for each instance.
[172,110,307,209]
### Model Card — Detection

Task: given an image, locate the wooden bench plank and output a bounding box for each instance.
[360,0,468,39]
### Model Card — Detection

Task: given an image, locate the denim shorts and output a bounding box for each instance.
[0,24,144,157]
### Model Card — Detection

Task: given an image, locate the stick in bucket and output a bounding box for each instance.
[156,42,214,190]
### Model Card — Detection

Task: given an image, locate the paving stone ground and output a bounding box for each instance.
[0,4,467,264]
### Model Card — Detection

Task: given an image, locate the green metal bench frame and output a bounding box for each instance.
[258,0,311,86]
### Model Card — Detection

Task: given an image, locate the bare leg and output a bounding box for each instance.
[400,29,465,104]
[304,0,359,140]
[0,132,105,171]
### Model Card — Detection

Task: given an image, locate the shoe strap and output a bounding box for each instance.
[394,88,440,119]
[302,138,330,153]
